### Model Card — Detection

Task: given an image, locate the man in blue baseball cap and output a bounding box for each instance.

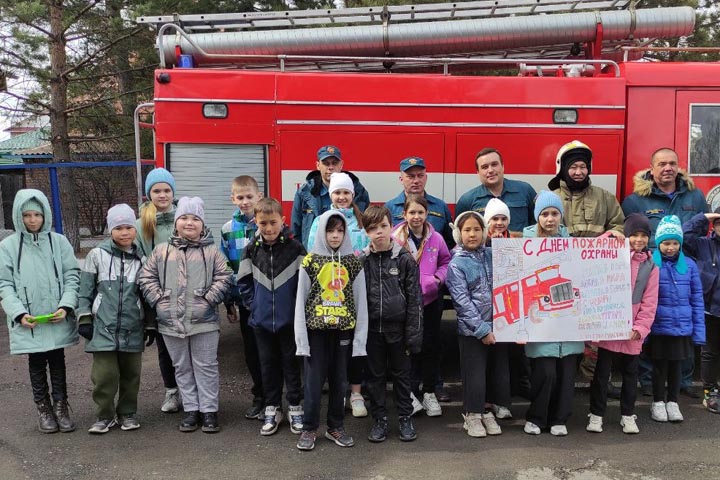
[291,145,370,247]
[385,156,454,247]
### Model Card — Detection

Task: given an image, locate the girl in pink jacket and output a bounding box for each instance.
[587,213,659,435]
[392,194,451,417]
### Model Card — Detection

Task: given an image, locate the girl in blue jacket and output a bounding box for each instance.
[447,210,506,438]
[522,191,583,437]
[646,215,705,423]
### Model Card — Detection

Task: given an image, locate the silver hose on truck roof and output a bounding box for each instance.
[156,6,694,66]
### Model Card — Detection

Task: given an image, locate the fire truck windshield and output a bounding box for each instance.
[537,267,560,282]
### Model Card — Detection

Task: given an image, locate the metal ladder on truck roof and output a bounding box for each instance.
[137,0,631,32]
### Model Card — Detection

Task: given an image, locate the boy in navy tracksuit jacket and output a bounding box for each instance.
[683,209,720,413]
[237,198,306,436]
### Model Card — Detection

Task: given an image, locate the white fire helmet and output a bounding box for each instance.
[555,140,592,174]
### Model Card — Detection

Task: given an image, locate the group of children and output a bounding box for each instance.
[0,168,712,449]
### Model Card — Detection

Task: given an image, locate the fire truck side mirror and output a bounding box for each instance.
[157,73,171,84]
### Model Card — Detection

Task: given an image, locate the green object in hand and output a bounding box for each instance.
[30,314,56,324]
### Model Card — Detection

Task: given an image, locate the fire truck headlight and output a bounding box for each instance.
[543,296,550,303]
[203,103,228,119]
[553,109,578,124]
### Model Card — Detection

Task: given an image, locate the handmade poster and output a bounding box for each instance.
[491,237,632,343]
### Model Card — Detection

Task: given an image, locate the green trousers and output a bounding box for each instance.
[91,351,142,420]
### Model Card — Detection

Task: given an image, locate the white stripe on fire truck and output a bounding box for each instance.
[276,120,624,129]
[154,97,625,110]
[281,171,618,203]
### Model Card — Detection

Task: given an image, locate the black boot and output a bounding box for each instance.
[179,410,200,432]
[53,399,76,433]
[201,412,220,433]
[36,398,58,434]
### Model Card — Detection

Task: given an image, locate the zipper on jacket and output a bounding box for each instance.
[379,254,383,334]
[116,253,125,350]
[270,244,276,333]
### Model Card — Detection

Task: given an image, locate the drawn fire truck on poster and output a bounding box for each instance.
[493,265,580,330]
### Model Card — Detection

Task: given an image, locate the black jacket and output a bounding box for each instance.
[361,242,423,353]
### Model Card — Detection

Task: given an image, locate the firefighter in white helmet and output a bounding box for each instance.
[548,140,625,239]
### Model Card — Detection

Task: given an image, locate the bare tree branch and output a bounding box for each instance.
[63,86,152,114]
[70,64,156,82]
[1,89,50,110]
[62,0,102,35]
[62,27,144,77]
[67,132,133,143]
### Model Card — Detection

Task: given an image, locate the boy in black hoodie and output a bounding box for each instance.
[361,205,423,443]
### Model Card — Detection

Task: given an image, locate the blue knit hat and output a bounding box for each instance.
[145,168,176,197]
[653,215,687,273]
[533,190,564,221]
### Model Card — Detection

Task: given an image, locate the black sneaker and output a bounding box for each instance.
[681,386,701,399]
[434,386,451,403]
[704,388,720,414]
[368,417,388,443]
[179,410,200,432]
[245,399,264,420]
[297,430,316,451]
[201,412,220,433]
[325,427,354,447]
[398,416,417,442]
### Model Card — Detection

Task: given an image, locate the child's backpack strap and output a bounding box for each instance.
[632,256,656,305]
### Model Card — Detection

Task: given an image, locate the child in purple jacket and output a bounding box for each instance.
[392,194,451,417]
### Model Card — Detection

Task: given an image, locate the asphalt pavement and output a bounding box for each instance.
[1,314,719,480]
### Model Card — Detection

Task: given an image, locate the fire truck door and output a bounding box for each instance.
[166,143,267,240]
[674,91,720,208]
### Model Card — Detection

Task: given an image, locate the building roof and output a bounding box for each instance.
[0,128,51,165]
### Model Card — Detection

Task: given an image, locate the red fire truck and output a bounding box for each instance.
[134,0,720,238]
[493,264,580,330]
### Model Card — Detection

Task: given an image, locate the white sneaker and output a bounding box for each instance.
[524,421,541,435]
[287,405,304,434]
[491,404,513,419]
[410,393,424,416]
[550,425,568,436]
[462,413,486,437]
[621,414,639,434]
[422,392,442,417]
[665,401,684,422]
[260,406,283,435]
[651,401,668,422]
[350,393,367,418]
[160,388,181,413]
[481,412,502,435]
[586,413,603,433]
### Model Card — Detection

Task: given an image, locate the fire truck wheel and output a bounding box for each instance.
[528,303,542,324]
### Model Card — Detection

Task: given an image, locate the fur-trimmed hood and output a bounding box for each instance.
[632,168,697,197]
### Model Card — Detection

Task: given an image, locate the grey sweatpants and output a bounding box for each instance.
[163,331,220,413]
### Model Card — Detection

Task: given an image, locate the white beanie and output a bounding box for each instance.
[107,204,136,231]
[483,198,511,225]
[175,196,205,224]
[328,172,354,195]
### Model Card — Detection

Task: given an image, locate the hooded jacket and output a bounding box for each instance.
[651,254,705,345]
[138,228,232,338]
[621,169,707,248]
[522,224,584,358]
[77,239,149,352]
[683,213,720,316]
[552,180,624,238]
[294,210,368,357]
[307,206,369,256]
[135,200,176,260]
[361,242,423,352]
[595,250,658,355]
[0,189,80,355]
[291,170,370,248]
[391,221,451,305]
[446,247,494,338]
[237,227,306,333]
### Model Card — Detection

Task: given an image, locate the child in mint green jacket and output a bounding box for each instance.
[0,189,79,434]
